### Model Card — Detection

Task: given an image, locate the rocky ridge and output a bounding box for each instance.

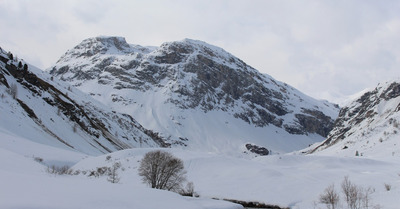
[48,36,339,154]
[51,37,338,133]
[0,46,169,155]
[309,79,400,157]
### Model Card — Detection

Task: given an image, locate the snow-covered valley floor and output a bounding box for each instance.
[1,130,399,209]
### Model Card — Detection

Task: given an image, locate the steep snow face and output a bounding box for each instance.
[49,36,339,154]
[0,47,168,156]
[309,79,400,158]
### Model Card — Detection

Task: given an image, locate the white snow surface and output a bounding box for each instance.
[1,131,399,209]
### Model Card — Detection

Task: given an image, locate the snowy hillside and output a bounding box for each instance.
[308,79,400,158]
[0,47,170,156]
[49,36,339,154]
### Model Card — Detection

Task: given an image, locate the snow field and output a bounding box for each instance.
[1,128,399,209]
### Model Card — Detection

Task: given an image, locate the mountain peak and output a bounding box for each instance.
[78,36,131,53]
[56,36,153,64]
[49,36,339,154]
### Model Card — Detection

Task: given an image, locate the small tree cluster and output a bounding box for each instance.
[45,162,122,183]
[46,165,74,175]
[319,176,379,209]
[86,162,122,182]
[341,176,377,209]
[138,150,187,192]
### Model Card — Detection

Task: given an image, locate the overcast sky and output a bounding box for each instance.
[1,0,399,104]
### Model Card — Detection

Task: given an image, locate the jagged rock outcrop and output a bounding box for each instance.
[309,80,400,156]
[245,144,270,156]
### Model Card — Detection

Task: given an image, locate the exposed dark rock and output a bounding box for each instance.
[245,144,269,156]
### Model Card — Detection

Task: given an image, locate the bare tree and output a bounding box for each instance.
[138,150,186,192]
[341,176,375,209]
[342,176,353,205]
[107,162,121,183]
[362,187,375,209]
[342,176,363,209]
[319,184,340,209]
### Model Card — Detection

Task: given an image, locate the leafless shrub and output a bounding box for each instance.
[46,165,73,175]
[180,181,196,197]
[342,176,364,209]
[138,150,187,192]
[34,157,43,163]
[107,162,121,183]
[384,183,391,191]
[341,176,377,209]
[342,176,353,204]
[106,155,112,161]
[319,184,340,209]
[362,187,375,209]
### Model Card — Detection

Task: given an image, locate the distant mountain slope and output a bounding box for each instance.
[0,47,169,155]
[49,36,339,154]
[309,79,400,158]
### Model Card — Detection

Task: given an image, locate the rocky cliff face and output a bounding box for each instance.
[309,80,400,157]
[0,47,169,155]
[48,36,339,154]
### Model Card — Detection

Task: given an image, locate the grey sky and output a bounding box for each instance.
[1,0,399,104]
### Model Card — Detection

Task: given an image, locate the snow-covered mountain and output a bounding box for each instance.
[49,36,339,155]
[0,47,169,156]
[308,79,400,158]
[1,43,399,209]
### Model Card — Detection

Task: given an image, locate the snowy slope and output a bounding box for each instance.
[0,47,169,156]
[49,36,339,155]
[308,79,400,158]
